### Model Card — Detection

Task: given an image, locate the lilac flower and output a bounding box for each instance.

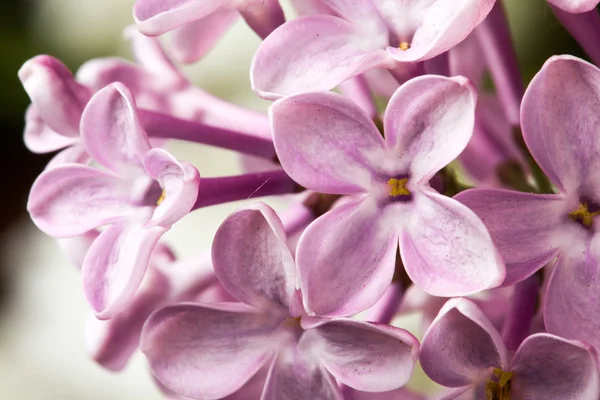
[270,75,505,316]
[133,0,285,63]
[419,298,600,400]
[251,0,496,99]
[456,55,600,351]
[27,82,200,319]
[547,0,599,12]
[141,203,419,400]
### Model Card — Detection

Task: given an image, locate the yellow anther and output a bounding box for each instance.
[387,178,411,197]
[157,190,166,206]
[399,42,410,51]
[486,368,514,400]
[569,203,600,228]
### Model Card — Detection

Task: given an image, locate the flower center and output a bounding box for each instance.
[486,368,514,400]
[387,177,411,197]
[569,202,600,229]
[156,190,166,205]
[399,41,410,51]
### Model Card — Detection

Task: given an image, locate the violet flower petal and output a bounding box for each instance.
[437,386,473,400]
[401,190,505,296]
[238,0,285,40]
[24,105,78,153]
[521,55,600,195]
[296,198,398,317]
[56,230,100,269]
[134,0,229,36]
[212,203,296,311]
[511,333,600,399]
[271,91,388,194]
[384,0,496,62]
[456,189,567,286]
[547,0,600,13]
[251,15,390,100]
[384,75,477,182]
[346,387,428,400]
[81,83,151,176]
[45,144,90,169]
[18,55,90,139]
[82,219,166,319]
[420,298,507,388]
[141,302,283,399]
[143,148,200,228]
[27,164,134,237]
[170,10,238,64]
[262,344,343,400]
[302,319,418,392]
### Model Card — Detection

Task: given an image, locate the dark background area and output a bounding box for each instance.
[0,0,590,313]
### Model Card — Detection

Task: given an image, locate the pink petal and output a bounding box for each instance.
[544,236,600,352]
[124,26,184,81]
[302,319,418,392]
[85,267,169,371]
[212,203,296,311]
[296,198,398,317]
[384,0,496,62]
[81,82,152,176]
[384,75,477,182]
[511,333,600,399]
[270,91,389,194]
[420,298,507,388]
[18,55,91,138]
[141,302,283,399]
[27,165,134,237]
[239,0,285,39]
[521,55,600,195]
[56,230,100,269]
[547,0,599,13]
[82,220,167,319]
[400,190,505,296]
[437,386,473,400]
[143,149,200,228]
[251,15,391,100]
[24,105,78,153]
[262,343,343,400]
[45,144,90,169]
[456,189,568,286]
[346,387,427,400]
[170,9,239,64]
[134,0,230,35]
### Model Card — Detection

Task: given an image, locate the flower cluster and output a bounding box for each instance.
[18,0,600,399]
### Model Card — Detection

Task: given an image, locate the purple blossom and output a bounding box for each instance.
[547,0,599,12]
[270,75,505,316]
[420,298,600,400]
[250,0,496,99]
[141,203,419,399]
[28,83,200,319]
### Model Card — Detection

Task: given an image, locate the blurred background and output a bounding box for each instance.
[0,0,588,398]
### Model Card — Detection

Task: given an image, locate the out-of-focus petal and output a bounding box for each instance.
[271,91,388,194]
[400,190,505,297]
[544,235,600,352]
[521,55,600,195]
[24,106,78,153]
[56,230,100,269]
[547,0,600,13]
[511,333,600,399]
[212,203,296,312]
[437,386,473,400]
[239,0,285,39]
[124,26,184,81]
[81,83,151,176]
[385,0,496,62]
[85,267,169,371]
[346,387,427,400]
[261,343,343,400]
[82,220,166,319]
[420,298,507,387]
[251,15,391,100]
[45,144,90,169]
[143,149,200,228]
[384,75,477,182]
[303,319,418,392]
[141,302,283,399]
[296,198,398,317]
[27,165,133,237]
[18,55,91,138]
[170,10,238,64]
[456,189,567,285]
[134,0,231,36]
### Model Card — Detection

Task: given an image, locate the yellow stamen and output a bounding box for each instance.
[486,368,514,400]
[157,190,166,206]
[399,42,410,51]
[569,202,600,228]
[387,178,411,197]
